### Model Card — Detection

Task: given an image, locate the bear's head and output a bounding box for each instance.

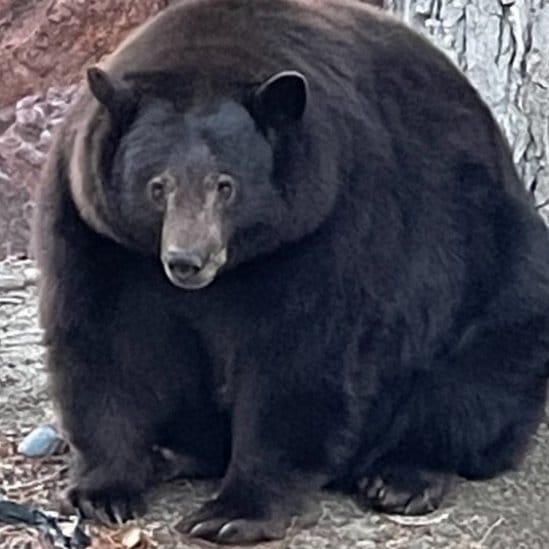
[85,68,310,290]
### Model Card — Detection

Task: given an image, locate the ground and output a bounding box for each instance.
[1,257,548,549]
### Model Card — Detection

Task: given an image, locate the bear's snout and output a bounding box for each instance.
[161,245,227,290]
[164,248,204,281]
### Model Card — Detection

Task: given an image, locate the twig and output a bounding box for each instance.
[477,516,504,547]
[7,466,68,493]
[382,511,451,526]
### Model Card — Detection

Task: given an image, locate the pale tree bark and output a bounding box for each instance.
[385,0,549,220]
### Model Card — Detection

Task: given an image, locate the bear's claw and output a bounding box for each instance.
[65,482,145,525]
[358,466,452,515]
[178,498,289,544]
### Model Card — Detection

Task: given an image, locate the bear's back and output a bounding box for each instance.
[102,0,474,112]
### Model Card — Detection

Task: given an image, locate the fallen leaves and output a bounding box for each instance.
[90,525,156,549]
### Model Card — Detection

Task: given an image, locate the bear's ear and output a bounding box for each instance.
[86,67,139,122]
[251,70,308,128]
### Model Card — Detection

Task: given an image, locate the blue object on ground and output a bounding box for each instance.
[17,424,63,457]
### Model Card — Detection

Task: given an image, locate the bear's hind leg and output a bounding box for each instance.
[445,319,548,480]
[354,316,548,517]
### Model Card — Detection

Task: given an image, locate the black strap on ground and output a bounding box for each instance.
[0,499,90,548]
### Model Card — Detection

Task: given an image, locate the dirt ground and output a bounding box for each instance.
[1,256,548,549]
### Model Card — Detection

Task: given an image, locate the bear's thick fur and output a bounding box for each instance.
[34,0,549,543]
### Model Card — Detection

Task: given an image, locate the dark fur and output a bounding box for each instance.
[34,0,549,544]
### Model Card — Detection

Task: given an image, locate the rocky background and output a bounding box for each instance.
[0,0,170,259]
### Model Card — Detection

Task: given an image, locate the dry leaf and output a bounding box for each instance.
[121,526,143,548]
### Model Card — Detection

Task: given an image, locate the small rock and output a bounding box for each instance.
[355,542,377,549]
[16,95,40,111]
[37,129,53,151]
[17,424,65,458]
[0,170,10,185]
[0,134,20,150]
[16,104,45,129]
[15,142,46,168]
[0,105,16,133]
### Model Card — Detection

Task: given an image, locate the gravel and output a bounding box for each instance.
[1,256,548,548]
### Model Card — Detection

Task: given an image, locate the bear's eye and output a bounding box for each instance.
[148,177,167,207]
[217,175,236,202]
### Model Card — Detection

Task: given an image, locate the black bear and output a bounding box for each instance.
[34,0,549,544]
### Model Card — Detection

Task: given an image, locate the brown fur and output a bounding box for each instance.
[34,1,549,545]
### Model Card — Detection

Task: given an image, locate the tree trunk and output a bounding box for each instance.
[385,0,549,220]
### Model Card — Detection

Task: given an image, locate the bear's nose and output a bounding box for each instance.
[164,248,204,281]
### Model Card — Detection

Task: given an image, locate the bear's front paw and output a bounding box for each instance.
[177,495,290,544]
[64,471,147,524]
